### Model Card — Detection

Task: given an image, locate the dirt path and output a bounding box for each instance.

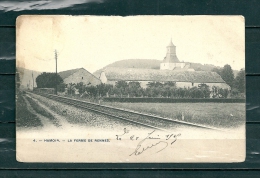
[26,94,75,130]
[23,95,55,129]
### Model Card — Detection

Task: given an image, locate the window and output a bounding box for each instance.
[82,77,83,79]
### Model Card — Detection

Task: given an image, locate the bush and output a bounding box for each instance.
[36,72,63,88]
[62,80,232,99]
[219,88,229,98]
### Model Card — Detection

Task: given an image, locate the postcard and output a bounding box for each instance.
[16,15,245,162]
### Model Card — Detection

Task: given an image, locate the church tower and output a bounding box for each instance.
[160,39,185,70]
[165,39,179,63]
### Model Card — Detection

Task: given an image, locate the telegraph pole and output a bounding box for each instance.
[55,50,58,95]
[32,72,34,91]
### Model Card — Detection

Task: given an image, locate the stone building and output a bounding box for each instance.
[98,39,231,91]
[99,67,230,90]
[160,39,195,71]
[59,68,101,86]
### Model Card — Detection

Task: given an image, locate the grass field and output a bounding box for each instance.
[16,93,43,128]
[103,102,245,128]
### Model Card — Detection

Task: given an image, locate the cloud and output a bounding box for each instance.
[0,0,104,12]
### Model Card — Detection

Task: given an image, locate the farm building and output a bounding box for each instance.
[99,67,231,90]
[59,68,101,86]
[98,39,231,91]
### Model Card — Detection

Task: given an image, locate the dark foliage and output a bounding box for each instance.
[103,97,245,103]
[221,64,235,88]
[36,72,64,88]
[233,69,245,93]
[67,81,213,99]
[212,64,235,88]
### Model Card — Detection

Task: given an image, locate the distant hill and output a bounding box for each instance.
[93,59,230,77]
[106,59,161,69]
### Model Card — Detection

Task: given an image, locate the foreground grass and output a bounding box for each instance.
[26,96,60,127]
[103,102,245,129]
[16,93,43,128]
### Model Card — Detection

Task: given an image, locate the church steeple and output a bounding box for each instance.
[167,38,175,47]
[163,39,179,63]
[160,39,191,70]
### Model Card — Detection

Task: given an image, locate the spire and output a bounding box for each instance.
[167,38,175,47]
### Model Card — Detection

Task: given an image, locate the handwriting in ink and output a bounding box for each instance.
[129,130,180,156]
[116,128,129,140]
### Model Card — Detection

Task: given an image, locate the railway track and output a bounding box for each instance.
[29,92,224,132]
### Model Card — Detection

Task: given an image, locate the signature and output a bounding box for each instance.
[116,128,181,156]
[129,130,168,156]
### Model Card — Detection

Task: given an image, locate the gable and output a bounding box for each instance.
[59,68,101,86]
[58,68,81,80]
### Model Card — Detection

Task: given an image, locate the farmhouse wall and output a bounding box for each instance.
[194,83,231,90]
[176,82,193,88]
[99,72,107,83]
[160,62,186,70]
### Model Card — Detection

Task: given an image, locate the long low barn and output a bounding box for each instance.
[99,67,230,90]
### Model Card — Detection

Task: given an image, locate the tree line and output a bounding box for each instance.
[211,64,245,93]
[63,81,230,99]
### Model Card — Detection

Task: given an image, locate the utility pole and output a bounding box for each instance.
[32,72,34,91]
[55,50,58,95]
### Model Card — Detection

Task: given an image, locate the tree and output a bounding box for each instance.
[164,81,176,87]
[218,88,229,98]
[211,67,222,75]
[128,82,143,97]
[199,84,211,98]
[233,69,245,93]
[221,64,234,88]
[96,83,113,97]
[86,85,98,97]
[147,82,163,88]
[67,83,76,95]
[75,82,86,95]
[57,83,66,92]
[115,81,128,96]
[36,72,64,88]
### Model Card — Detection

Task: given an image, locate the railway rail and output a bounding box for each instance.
[28,92,225,132]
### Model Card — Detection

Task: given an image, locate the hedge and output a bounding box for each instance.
[103,97,245,103]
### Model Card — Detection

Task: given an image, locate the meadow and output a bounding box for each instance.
[16,93,43,128]
[103,102,245,129]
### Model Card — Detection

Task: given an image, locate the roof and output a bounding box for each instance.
[167,39,175,47]
[163,54,180,63]
[59,68,100,81]
[58,68,82,79]
[102,67,226,83]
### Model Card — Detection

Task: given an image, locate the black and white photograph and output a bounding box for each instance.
[16,15,245,162]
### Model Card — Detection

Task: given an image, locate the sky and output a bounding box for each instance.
[16,15,245,73]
